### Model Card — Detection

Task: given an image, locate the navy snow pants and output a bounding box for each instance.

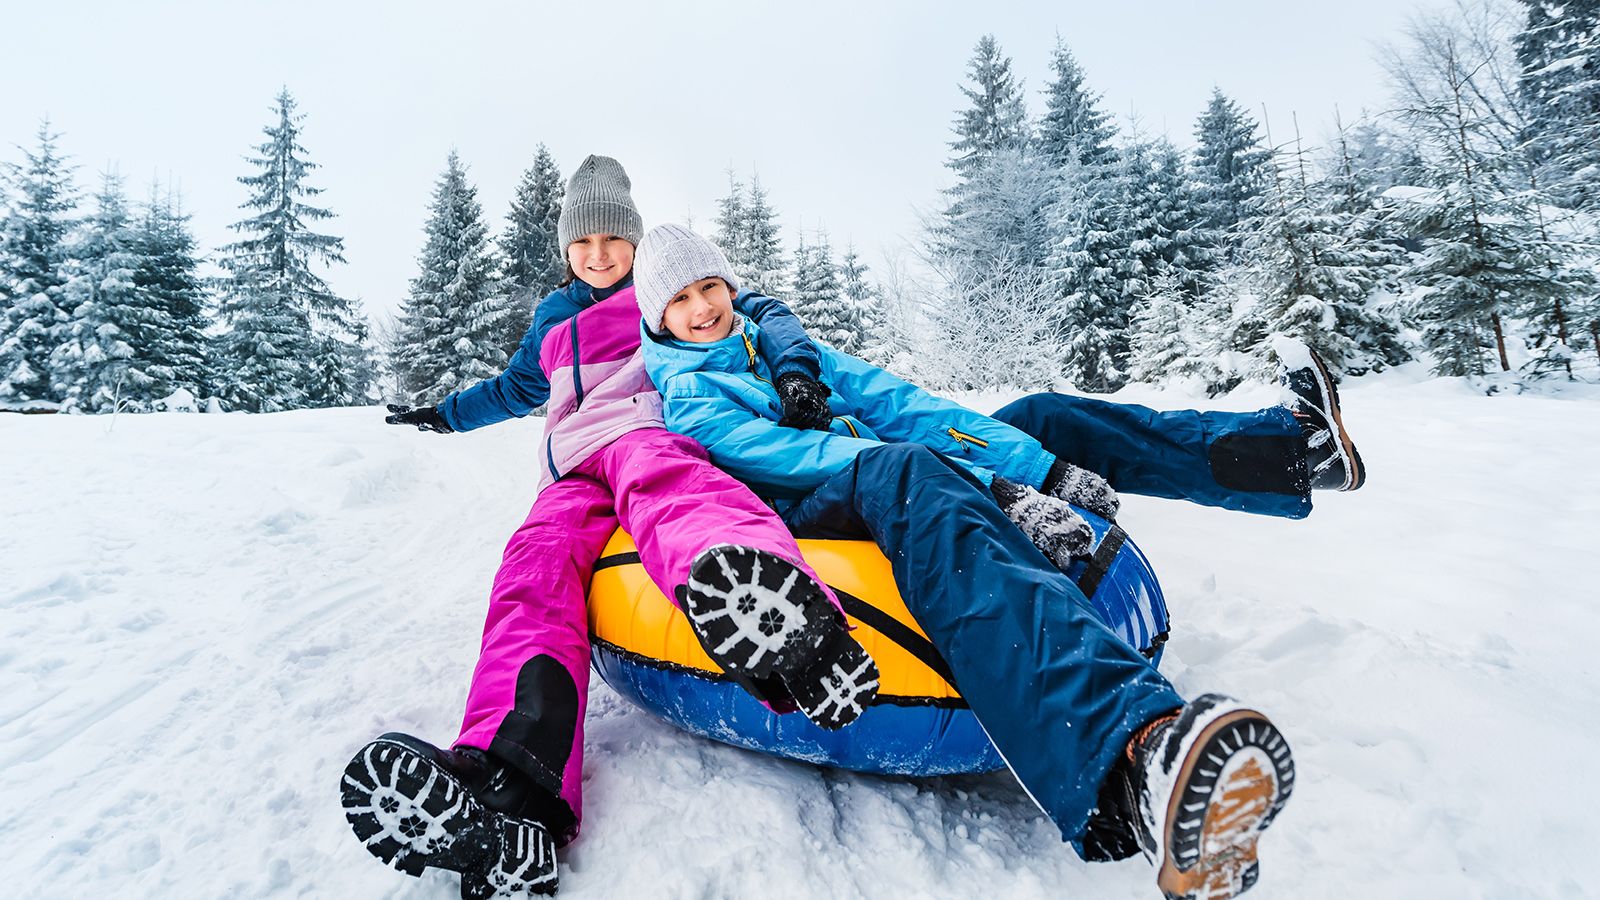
[992,393,1313,519]
[778,443,1184,851]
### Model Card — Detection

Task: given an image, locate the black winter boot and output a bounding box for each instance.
[681,544,879,731]
[1127,695,1296,900]
[340,733,558,897]
[1277,340,1365,491]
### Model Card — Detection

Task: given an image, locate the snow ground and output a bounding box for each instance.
[3,370,1598,899]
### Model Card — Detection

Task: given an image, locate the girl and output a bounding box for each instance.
[633,224,1300,900]
[339,158,877,899]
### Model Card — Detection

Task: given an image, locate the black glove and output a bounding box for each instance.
[775,372,834,431]
[991,475,1094,568]
[385,403,453,433]
[1042,458,1119,521]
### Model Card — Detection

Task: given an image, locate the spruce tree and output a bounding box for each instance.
[498,145,564,354]
[397,151,509,402]
[1049,149,1130,391]
[55,173,149,411]
[948,34,1031,176]
[840,245,892,366]
[712,170,748,277]
[741,176,788,294]
[0,121,77,407]
[216,89,367,411]
[1126,275,1196,384]
[1514,0,1600,210]
[131,185,213,402]
[937,36,1045,277]
[1191,89,1273,254]
[1037,37,1117,168]
[791,231,864,353]
[1248,124,1407,376]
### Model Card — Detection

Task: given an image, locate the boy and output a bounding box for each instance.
[634,223,1300,900]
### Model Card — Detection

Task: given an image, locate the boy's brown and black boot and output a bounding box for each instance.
[1127,695,1297,899]
[1276,338,1365,492]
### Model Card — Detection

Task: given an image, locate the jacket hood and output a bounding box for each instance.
[641,299,770,388]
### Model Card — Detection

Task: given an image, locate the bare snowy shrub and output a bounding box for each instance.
[888,250,1066,392]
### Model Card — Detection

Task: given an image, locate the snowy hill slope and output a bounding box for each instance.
[3,372,1597,899]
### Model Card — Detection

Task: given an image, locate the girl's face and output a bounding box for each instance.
[566,232,634,289]
[662,277,737,343]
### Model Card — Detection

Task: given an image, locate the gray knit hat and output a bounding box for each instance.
[634,224,741,334]
[557,155,644,248]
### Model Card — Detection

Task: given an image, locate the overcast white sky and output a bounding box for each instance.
[4,0,1458,324]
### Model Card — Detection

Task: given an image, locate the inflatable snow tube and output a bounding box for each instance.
[588,509,1169,776]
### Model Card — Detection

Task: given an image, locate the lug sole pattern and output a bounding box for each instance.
[1289,351,1365,492]
[684,544,879,730]
[1156,710,1295,900]
[340,736,557,896]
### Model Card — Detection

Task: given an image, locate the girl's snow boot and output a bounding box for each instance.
[680,544,880,731]
[1274,337,1365,492]
[340,733,559,898]
[1130,695,1296,900]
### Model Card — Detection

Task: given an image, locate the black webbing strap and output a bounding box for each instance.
[593,553,958,690]
[1076,525,1127,599]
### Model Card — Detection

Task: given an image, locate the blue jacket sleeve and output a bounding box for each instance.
[733,292,823,382]
[821,348,1056,489]
[435,301,563,432]
[663,382,920,500]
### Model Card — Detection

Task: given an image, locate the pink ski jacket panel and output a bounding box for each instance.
[536,286,664,490]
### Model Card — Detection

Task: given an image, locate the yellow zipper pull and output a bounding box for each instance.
[948,427,989,449]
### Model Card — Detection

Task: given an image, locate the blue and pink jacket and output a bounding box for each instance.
[436,277,822,438]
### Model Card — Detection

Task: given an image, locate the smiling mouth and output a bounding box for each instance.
[588,264,614,272]
[691,315,721,333]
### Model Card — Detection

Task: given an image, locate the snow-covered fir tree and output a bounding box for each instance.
[1049,150,1130,391]
[1191,89,1273,256]
[1514,0,1600,211]
[396,151,509,402]
[713,173,788,294]
[1037,37,1117,168]
[0,121,77,407]
[54,173,148,411]
[130,185,213,402]
[1049,134,1217,391]
[1383,18,1597,376]
[791,231,869,354]
[840,244,892,366]
[215,90,369,411]
[1126,274,1200,384]
[936,37,1047,276]
[1246,125,1408,376]
[498,145,564,355]
[948,34,1031,175]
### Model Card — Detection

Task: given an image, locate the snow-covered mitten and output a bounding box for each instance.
[775,373,834,431]
[1129,695,1296,899]
[990,476,1094,568]
[1042,458,1119,521]
[385,404,454,434]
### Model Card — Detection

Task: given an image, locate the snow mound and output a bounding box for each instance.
[2,385,1597,898]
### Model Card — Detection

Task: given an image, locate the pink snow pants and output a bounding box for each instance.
[452,427,833,844]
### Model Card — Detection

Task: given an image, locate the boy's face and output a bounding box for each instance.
[662,277,737,343]
[566,232,634,289]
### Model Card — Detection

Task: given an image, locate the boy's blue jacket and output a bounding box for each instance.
[641,304,1057,503]
[437,278,823,433]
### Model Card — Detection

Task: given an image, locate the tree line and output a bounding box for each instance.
[5,0,1595,416]
[901,0,1600,394]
